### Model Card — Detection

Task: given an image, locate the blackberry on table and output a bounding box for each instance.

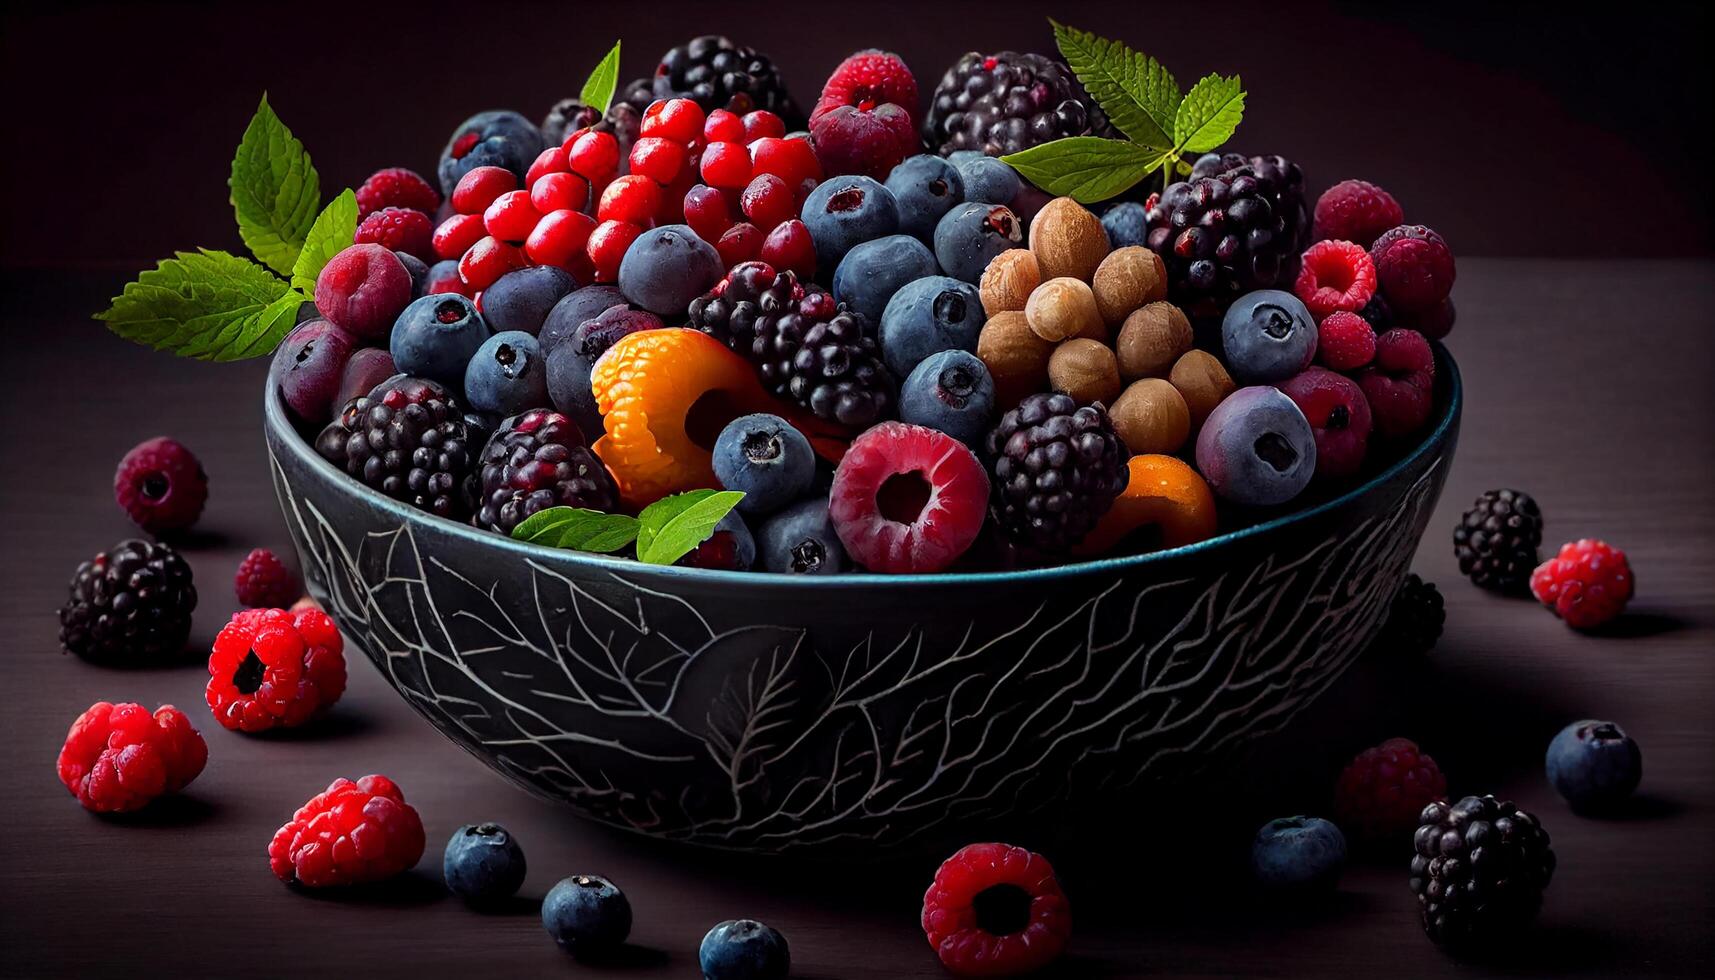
[923,51,1115,157]
[645,36,804,128]
[315,375,476,520]
[1410,796,1556,951]
[467,409,618,535]
[1379,573,1445,655]
[1453,488,1543,594]
[985,392,1128,552]
[59,539,197,664]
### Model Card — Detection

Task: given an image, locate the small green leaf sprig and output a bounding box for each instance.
[510,489,746,567]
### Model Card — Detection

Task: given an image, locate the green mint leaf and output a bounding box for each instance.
[635,489,745,565]
[1001,137,1168,203]
[290,189,357,294]
[1173,73,1245,155]
[581,41,622,115]
[230,93,321,276]
[511,506,639,553]
[1051,20,1179,150]
[95,249,299,361]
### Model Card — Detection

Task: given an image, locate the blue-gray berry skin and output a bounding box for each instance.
[802,176,900,276]
[1101,201,1149,249]
[482,266,579,335]
[699,919,790,980]
[713,413,816,517]
[946,150,986,167]
[878,275,985,378]
[1546,720,1642,811]
[390,294,491,390]
[465,330,549,416]
[1251,816,1346,890]
[900,350,995,448]
[715,510,757,571]
[1195,386,1317,507]
[933,202,1023,284]
[442,822,527,906]
[394,250,429,298]
[954,155,1021,208]
[1220,289,1317,383]
[542,874,632,958]
[438,110,546,196]
[617,224,724,316]
[539,284,629,354]
[832,235,939,323]
[758,498,847,575]
[545,344,602,438]
[885,154,966,243]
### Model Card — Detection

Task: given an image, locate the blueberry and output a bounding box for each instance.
[713,413,816,516]
[933,202,1023,283]
[885,154,965,243]
[1546,719,1642,811]
[482,266,579,335]
[1195,386,1317,506]
[878,275,985,378]
[394,250,430,298]
[391,294,491,389]
[699,919,790,980]
[946,150,986,167]
[442,822,527,906]
[271,319,356,427]
[438,109,546,196]
[831,234,939,323]
[542,874,632,959]
[954,155,1021,208]
[899,350,995,447]
[1221,289,1318,383]
[801,176,900,275]
[1251,816,1346,891]
[465,330,549,416]
[617,224,724,316]
[546,344,602,438]
[758,498,847,574]
[540,284,629,353]
[1101,201,1149,249]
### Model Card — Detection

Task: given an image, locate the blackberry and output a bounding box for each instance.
[689,263,894,428]
[1452,489,1543,594]
[1410,796,1555,951]
[1379,573,1445,656]
[985,393,1127,552]
[923,51,1116,157]
[541,98,603,148]
[646,36,805,129]
[59,539,197,664]
[315,375,476,520]
[1358,292,1393,330]
[467,408,618,535]
[1144,152,1311,321]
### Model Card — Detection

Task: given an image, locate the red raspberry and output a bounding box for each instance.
[1312,178,1403,248]
[740,173,795,230]
[206,606,346,732]
[1333,737,1447,840]
[809,102,916,181]
[700,141,753,189]
[830,422,990,574]
[526,209,598,269]
[525,144,569,189]
[760,219,816,281]
[354,207,435,263]
[566,129,621,182]
[114,437,208,533]
[684,183,735,243]
[355,167,440,220]
[1370,224,1455,314]
[459,236,527,290]
[741,110,787,143]
[749,136,822,189]
[268,774,425,888]
[703,109,745,144]
[1531,539,1634,630]
[483,190,542,244]
[587,220,643,282]
[1357,328,1436,438]
[814,49,918,126]
[1316,310,1377,371]
[716,222,764,267]
[57,701,207,813]
[597,175,662,225]
[1294,240,1376,318]
[1404,295,1457,341]
[451,165,517,215]
[640,98,705,144]
[234,548,299,608]
[432,212,486,261]
[1281,367,1372,481]
[921,842,1071,977]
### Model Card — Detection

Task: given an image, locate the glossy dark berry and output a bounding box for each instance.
[1409,796,1555,951]
[986,392,1127,552]
[1453,488,1543,595]
[642,35,804,128]
[1378,573,1445,656]
[1545,720,1642,811]
[542,874,632,959]
[923,51,1115,157]
[699,919,790,980]
[59,539,197,664]
[315,375,477,520]
[443,822,527,906]
[467,409,618,535]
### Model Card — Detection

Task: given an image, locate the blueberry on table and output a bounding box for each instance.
[442,823,527,906]
[1251,815,1347,891]
[699,919,790,980]
[1546,720,1642,811]
[542,874,632,958]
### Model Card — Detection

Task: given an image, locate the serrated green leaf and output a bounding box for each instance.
[1173,73,1246,155]
[635,489,745,566]
[96,249,299,361]
[230,93,321,276]
[580,41,622,115]
[1051,20,1179,150]
[291,189,357,294]
[1001,137,1169,203]
[511,506,639,553]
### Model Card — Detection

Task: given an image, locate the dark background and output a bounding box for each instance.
[2,0,1711,272]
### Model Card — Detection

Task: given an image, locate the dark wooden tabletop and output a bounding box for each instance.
[2,261,1711,978]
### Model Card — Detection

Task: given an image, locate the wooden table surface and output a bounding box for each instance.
[2,261,1711,978]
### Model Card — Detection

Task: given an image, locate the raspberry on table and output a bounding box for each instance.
[114,436,207,534]
[1315,310,1377,371]
[355,167,441,220]
[206,606,346,732]
[1294,239,1377,319]
[234,548,299,608]
[269,775,425,888]
[1370,223,1455,314]
[921,842,1072,977]
[1333,737,1448,841]
[1312,178,1403,247]
[57,701,207,813]
[354,207,435,263]
[1530,539,1634,630]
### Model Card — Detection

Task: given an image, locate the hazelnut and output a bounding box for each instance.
[1091,246,1168,325]
[1029,197,1109,282]
[1115,302,1193,381]
[1169,349,1237,430]
[979,249,1041,316]
[1048,338,1122,406]
[1025,277,1105,343]
[977,310,1054,408]
[1111,378,1191,455]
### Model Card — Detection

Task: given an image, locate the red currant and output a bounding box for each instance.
[432,213,486,260]
[748,137,822,188]
[451,166,517,215]
[525,144,569,188]
[529,171,590,215]
[740,174,796,230]
[629,136,687,185]
[640,98,705,145]
[716,223,764,268]
[742,110,786,142]
[597,175,662,225]
[700,141,752,189]
[683,184,734,244]
[458,236,527,290]
[567,130,621,182]
[760,219,815,281]
[525,209,598,269]
[703,109,745,144]
[483,190,541,243]
[586,220,643,282]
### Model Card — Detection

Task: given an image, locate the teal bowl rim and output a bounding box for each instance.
[265,343,1461,589]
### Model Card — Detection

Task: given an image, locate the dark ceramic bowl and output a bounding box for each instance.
[265,348,1461,852]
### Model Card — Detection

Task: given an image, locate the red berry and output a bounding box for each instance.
[703,108,745,144]
[268,774,424,888]
[425,261,470,296]
[1531,539,1634,630]
[587,220,643,282]
[739,173,796,230]
[1281,367,1373,481]
[809,102,916,180]
[1295,240,1377,319]
[567,129,621,181]
[700,141,753,189]
[315,244,413,341]
[749,136,822,187]
[629,136,688,185]
[597,175,662,225]
[1315,310,1377,371]
[234,548,299,608]
[355,167,440,220]
[1333,737,1447,840]
[354,207,435,262]
[1357,328,1435,438]
[656,148,700,225]
[1313,179,1404,248]
[114,436,207,533]
[640,97,705,144]
[451,165,517,215]
[715,222,764,267]
[206,606,346,732]
[830,422,990,574]
[1370,224,1456,314]
[921,842,1071,977]
[760,219,816,281]
[432,213,486,261]
[57,701,207,813]
[742,110,787,142]
[529,171,590,215]
[683,184,734,243]
[459,236,527,290]
[815,50,918,126]
[1405,296,1457,341]
[483,190,542,243]
[526,208,598,269]
[525,145,569,189]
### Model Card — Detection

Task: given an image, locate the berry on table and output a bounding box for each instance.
[483,266,578,335]
[315,244,414,341]
[1194,386,1317,507]
[699,919,790,980]
[987,392,1128,551]
[206,606,346,732]
[465,330,550,417]
[1312,179,1404,248]
[354,206,435,262]
[1545,720,1642,811]
[1294,239,1377,318]
[921,842,1072,977]
[271,319,357,426]
[59,538,197,664]
[57,701,206,813]
[934,202,1023,284]
[1410,796,1555,951]
[617,224,725,316]
[1453,488,1543,595]
[1377,573,1445,656]
[114,436,208,533]
[356,166,441,219]
[1530,539,1634,630]
[314,375,477,519]
[1280,367,1373,481]
[542,874,632,959]
[470,409,618,534]
[452,165,519,215]
[1357,327,1436,438]
[1315,310,1377,371]
[1251,816,1347,891]
[269,775,425,888]
[1220,289,1318,384]
[234,548,299,608]
[830,421,989,574]
[899,350,995,448]
[1370,224,1455,314]
[390,293,491,389]
[832,234,939,323]
[712,413,816,517]
[886,154,966,243]
[443,823,528,907]
[1334,737,1448,841]
[879,275,986,378]
[801,176,900,273]
[758,497,848,575]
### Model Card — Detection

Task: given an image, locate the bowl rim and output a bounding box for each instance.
[266,343,1461,589]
